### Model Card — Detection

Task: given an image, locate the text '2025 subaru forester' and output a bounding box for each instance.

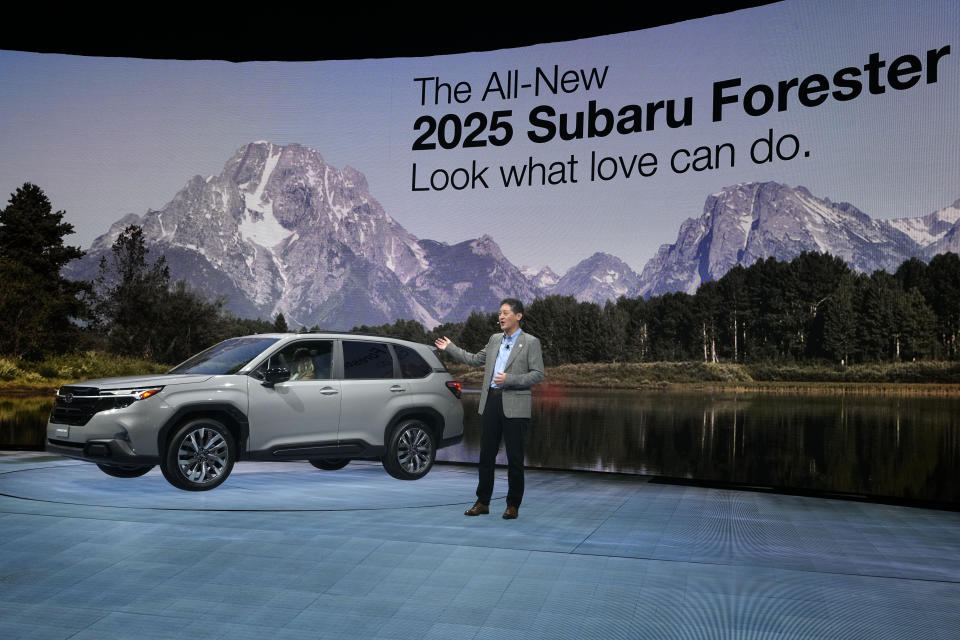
[46,333,464,490]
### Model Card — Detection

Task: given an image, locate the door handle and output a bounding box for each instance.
[320,387,339,395]
[389,385,406,393]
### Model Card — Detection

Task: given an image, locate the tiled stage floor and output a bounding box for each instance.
[1,452,958,639]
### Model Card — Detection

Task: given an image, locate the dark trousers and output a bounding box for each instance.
[477,389,528,508]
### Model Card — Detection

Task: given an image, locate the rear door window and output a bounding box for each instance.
[342,341,394,379]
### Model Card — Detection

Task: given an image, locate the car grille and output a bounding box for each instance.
[50,386,106,426]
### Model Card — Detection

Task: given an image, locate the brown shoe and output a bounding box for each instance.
[502,506,518,520]
[464,502,489,516]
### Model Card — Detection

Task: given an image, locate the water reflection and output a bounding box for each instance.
[436,388,960,504]
[0,396,53,450]
[3,388,958,503]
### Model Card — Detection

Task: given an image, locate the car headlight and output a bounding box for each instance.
[99,387,164,408]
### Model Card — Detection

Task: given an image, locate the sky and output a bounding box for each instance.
[1,0,958,275]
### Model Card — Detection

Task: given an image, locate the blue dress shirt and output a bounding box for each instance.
[490,329,522,388]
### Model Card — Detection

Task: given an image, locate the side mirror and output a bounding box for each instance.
[263,367,291,387]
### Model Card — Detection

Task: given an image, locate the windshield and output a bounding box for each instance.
[168,337,280,375]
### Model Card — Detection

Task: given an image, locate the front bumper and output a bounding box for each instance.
[46,437,160,467]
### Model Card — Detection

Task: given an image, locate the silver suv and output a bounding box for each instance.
[46,333,464,491]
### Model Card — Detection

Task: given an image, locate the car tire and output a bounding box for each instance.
[97,463,154,478]
[161,418,235,491]
[309,458,350,471]
[382,419,436,480]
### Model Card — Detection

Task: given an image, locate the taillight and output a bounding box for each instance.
[445,381,462,399]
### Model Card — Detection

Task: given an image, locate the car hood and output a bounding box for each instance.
[62,374,215,389]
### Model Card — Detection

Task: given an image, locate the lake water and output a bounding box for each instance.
[437,387,960,505]
[4,387,958,504]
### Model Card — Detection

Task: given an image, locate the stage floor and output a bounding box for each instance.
[1,452,958,639]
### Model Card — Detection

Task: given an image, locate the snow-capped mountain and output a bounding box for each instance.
[69,148,960,327]
[888,199,960,247]
[521,265,560,291]
[889,199,960,259]
[68,142,539,329]
[408,235,541,323]
[551,252,641,304]
[636,182,923,298]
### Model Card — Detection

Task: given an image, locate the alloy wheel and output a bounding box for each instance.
[177,426,229,484]
[396,425,433,474]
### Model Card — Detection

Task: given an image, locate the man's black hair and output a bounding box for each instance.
[500,298,523,316]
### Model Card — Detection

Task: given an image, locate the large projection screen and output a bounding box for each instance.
[1,0,957,331]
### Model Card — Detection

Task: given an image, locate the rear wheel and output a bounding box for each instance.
[309,458,350,471]
[97,463,154,478]
[161,418,235,491]
[382,419,436,480]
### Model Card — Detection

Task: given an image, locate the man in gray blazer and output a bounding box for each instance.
[435,298,545,519]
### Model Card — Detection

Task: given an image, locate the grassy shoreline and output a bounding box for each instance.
[4,354,960,396]
[445,361,960,395]
[0,352,168,396]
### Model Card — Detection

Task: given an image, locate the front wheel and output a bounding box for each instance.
[382,419,436,480]
[97,463,154,478]
[309,458,350,471]
[161,419,235,491]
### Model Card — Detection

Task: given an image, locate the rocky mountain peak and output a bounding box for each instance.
[521,265,560,291]
[74,145,951,328]
[67,141,563,329]
[470,234,506,259]
[888,199,960,251]
[88,212,144,252]
[637,181,922,298]
[552,251,641,304]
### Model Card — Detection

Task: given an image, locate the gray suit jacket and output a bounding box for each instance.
[446,331,545,418]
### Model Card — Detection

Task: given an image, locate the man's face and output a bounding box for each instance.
[498,303,521,336]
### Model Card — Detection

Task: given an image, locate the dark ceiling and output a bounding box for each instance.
[2,3,776,62]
